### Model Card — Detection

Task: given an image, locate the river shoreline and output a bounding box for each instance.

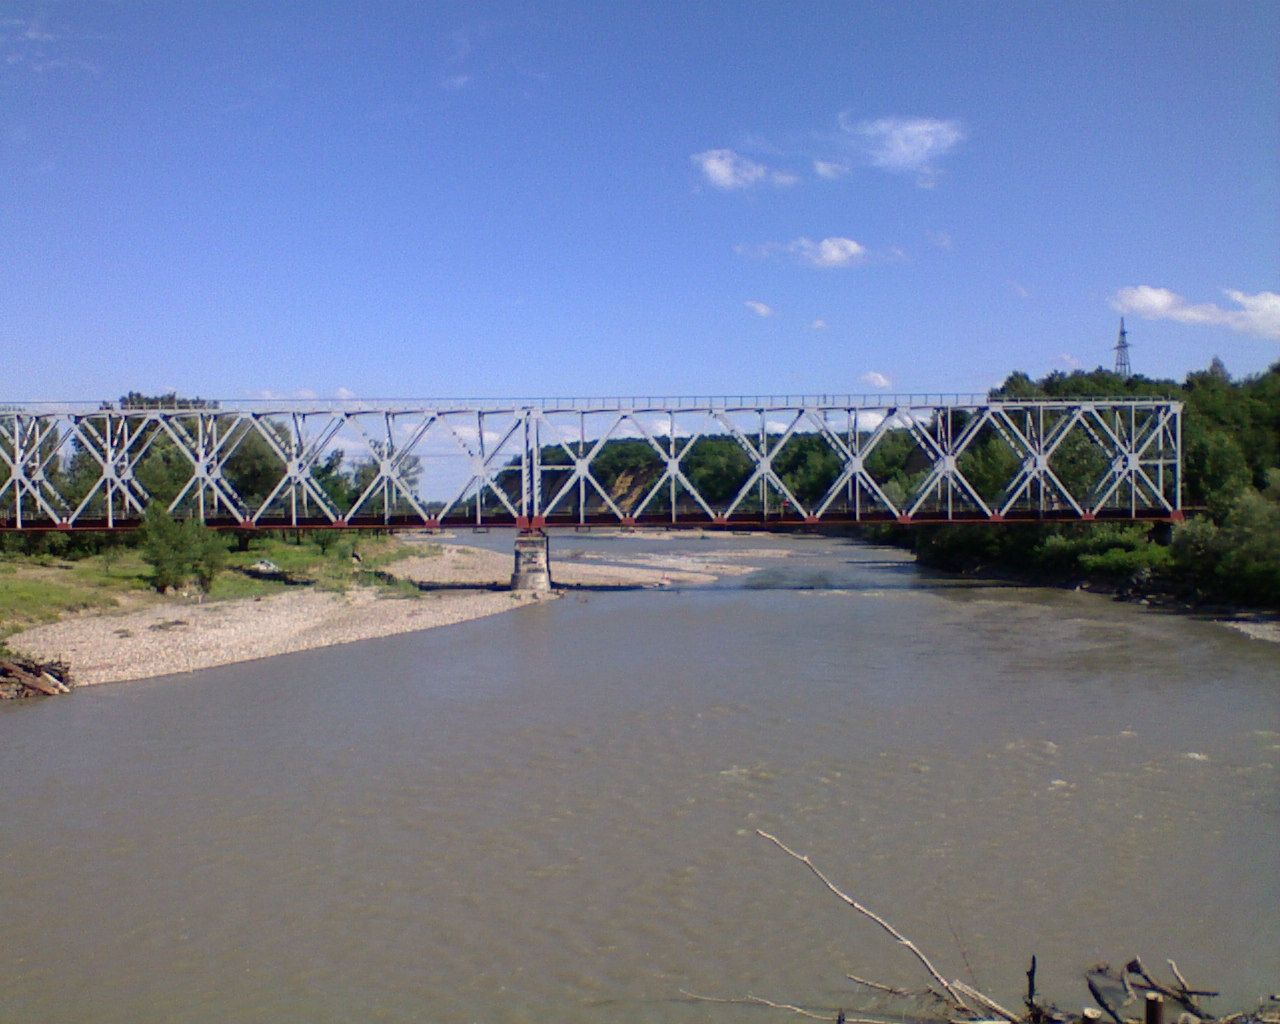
[857,528,1280,646]
[5,541,762,687]
[921,560,1280,644]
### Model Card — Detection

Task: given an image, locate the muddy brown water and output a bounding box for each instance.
[2,535,1277,1023]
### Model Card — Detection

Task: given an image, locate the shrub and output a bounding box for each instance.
[1077,542,1173,582]
[140,504,228,593]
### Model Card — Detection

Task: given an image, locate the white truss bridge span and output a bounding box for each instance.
[0,396,1183,532]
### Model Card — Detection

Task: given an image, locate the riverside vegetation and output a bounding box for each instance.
[867,360,1280,609]
[2,361,1278,648]
[528,360,1279,609]
[0,516,424,655]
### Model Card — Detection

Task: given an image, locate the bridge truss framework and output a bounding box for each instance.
[0,396,1182,532]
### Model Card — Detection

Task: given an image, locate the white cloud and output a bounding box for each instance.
[737,236,867,268]
[1111,286,1280,341]
[842,115,965,186]
[861,371,892,389]
[1057,353,1083,369]
[927,230,952,249]
[692,148,795,190]
[813,159,849,179]
[440,74,471,90]
[744,300,774,318]
[1008,279,1031,298]
[335,386,356,400]
[811,319,827,330]
[792,236,865,268]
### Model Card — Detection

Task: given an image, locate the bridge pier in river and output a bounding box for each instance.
[511,530,552,593]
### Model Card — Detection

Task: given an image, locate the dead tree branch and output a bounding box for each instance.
[953,980,1021,1023]
[756,830,972,1013]
[679,988,845,1021]
[847,974,915,998]
[1126,959,1212,1017]
[1087,976,1126,1024]
[1168,960,1218,1000]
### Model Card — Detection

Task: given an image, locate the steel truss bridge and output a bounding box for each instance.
[0,395,1182,533]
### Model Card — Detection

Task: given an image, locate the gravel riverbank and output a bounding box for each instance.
[6,540,763,687]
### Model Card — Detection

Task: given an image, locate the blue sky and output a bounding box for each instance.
[3,1,1277,402]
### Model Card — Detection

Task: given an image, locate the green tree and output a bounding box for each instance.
[1213,475,1280,606]
[140,503,228,593]
[140,503,190,591]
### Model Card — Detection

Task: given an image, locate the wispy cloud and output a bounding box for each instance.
[252,387,320,400]
[1,15,97,73]
[1111,286,1280,341]
[22,20,56,43]
[440,73,471,90]
[813,159,849,180]
[927,230,952,249]
[1057,353,1083,369]
[744,300,774,318]
[736,236,867,268]
[692,148,796,190]
[811,319,827,330]
[840,115,965,187]
[861,371,892,389]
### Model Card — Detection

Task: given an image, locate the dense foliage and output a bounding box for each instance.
[139,503,227,593]
[904,360,1280,608]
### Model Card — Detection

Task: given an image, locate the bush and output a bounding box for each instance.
[140,504,228,593]
[1077,542,1173,582]
[1170,517,1221,591]
[1215,486,1280,607]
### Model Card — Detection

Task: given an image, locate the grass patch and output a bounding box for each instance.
[0,531,434,638]
[0,575,121,635]
[223,533,422,592]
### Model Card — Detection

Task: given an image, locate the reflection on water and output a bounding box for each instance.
[2,535,1277,1024]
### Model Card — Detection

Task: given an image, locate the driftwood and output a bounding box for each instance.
[756,829,972,1012]
[0,657,74,699]
[689,830,1279,1024]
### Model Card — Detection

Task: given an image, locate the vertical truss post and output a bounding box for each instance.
[579,412,587,525]
[669,411,677,524]
[759,409,768,521]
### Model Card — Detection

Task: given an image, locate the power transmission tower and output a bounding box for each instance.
[1114,317,1132,377]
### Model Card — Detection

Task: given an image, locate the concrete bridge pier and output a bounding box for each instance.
[511,530,552,593]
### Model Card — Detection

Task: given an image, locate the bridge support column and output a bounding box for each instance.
[511,530,552,593]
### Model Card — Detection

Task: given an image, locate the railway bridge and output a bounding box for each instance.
[1,395,1182,589]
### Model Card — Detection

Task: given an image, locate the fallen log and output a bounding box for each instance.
[0,657,74,699]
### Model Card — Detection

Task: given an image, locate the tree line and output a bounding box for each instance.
[3,364,1277,607]
[899,360,1279,607]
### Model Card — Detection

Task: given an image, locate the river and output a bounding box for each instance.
[2,534,1276,1023]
